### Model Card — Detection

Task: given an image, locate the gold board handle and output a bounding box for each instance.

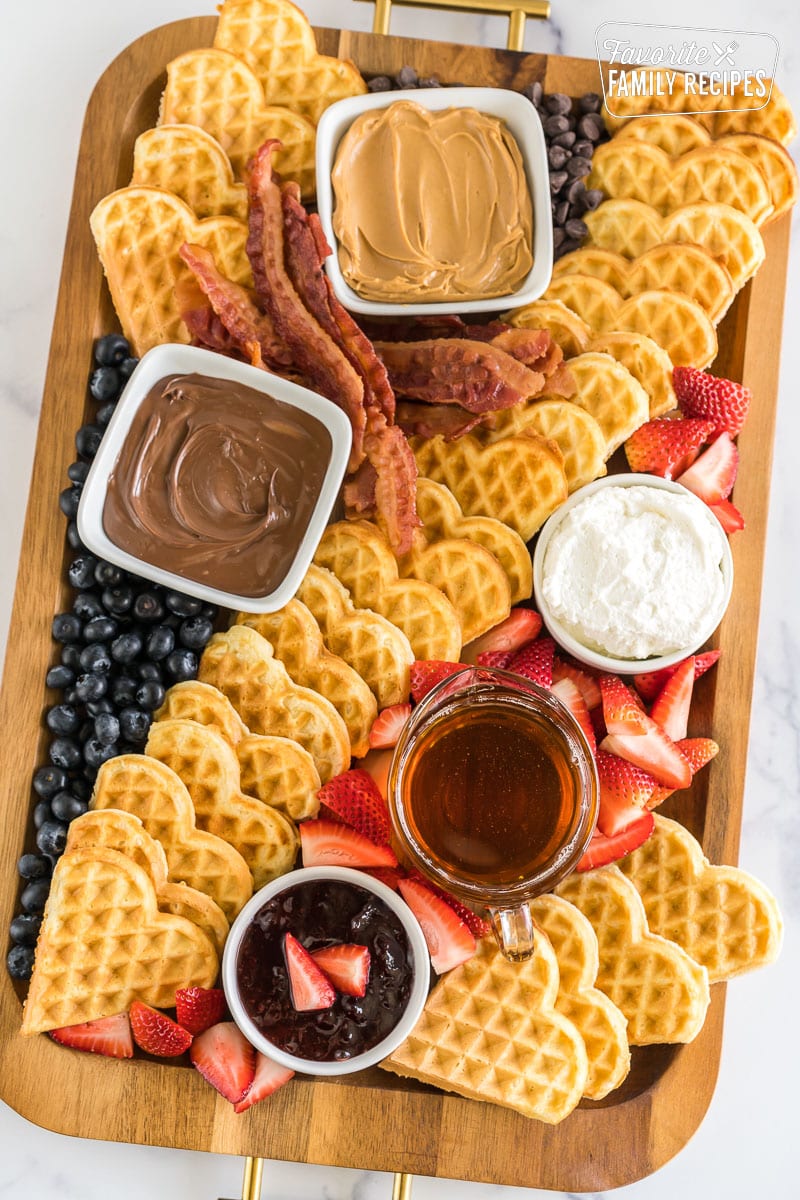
[233,1159,413,1198]
[356,0,551,52]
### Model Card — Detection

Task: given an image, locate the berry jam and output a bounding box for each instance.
[236,880,414,1062]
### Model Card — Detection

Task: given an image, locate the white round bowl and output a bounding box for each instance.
[221,867,430,1076]
[532,473,734,675]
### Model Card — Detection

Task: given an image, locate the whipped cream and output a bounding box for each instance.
[541,484,728,660]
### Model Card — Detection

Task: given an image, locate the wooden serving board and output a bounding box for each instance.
[0,18,790,1192]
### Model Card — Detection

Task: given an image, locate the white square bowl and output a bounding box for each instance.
[77,344,352,614]
[315,86,553,317]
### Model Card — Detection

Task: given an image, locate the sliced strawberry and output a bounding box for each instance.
[284,933,336,1011]
[50,1011,133,1058]
[360,866,405,891]
[317,769,391,846]
[650,656,695,741]
[368,702,412,750]
[602,723,692,790]
[357,748,392,799]
[624,416,715,478]
[507,636,555,687]
[551,677,596,754]
[552,656,602,710]
[600,675,648,735]
[175,987,227,1036]
[675,431,738,503]
[190,1022,255,1104]
[129,1001,193,1057]
[300,818,397,868]
[709,498,745,533]
[311,944,371,996]
[408,871,492,938]
[462,609,542,665]
[233,1053,294,1113]
[647,737,719,808]
[475,649,515,669]
[673,366,752,436]
[595,749,656,837]
[409,660,463,703]
[633,649,720,702]
[576,811,655,871]
[398,877,476,974]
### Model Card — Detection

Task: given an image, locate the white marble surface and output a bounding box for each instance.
[1,1,798,1197]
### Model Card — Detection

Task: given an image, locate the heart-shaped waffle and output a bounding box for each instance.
[711,82,797,145]
[587,331,676,419]
[484,399,607,494]
[236,732,321,822]
[382,932,589,1123]
[21,847,218,1035]
[214,0,366,125]
[199,625,350,783]
[398,529,512,645]
[554,352,650,458]
[89,186,250,355]
[530,895,630,1101]
[619,816,783,982]
[237,601,377,757]
[557,864,710,1045]
[613,114,711,157]
[717,134,799,222]
[506,299,591,360]
[296,565,414,710]
[131,125,248,221]
[92,755,253,922]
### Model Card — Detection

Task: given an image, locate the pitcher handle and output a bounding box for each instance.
[489,903,535,961]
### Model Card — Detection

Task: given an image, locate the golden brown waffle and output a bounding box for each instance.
[557,865,710,1045]
[65,809,229,958]
[314,521,463,663]
[89,186,251,355]
[413,434,568,543]
[414,479,532,605]
[159,48,316,195]
[587,331,676,419]
[530,895,630,1100]
[717,134,799,222]
[21,847,218,1035]
[296,565,414,709]
[237,602,377,757]
[558,352,649,457]
[92,755,253,922]
[712,84,797,145]
[485,399,606,493]
[614,114,710,157]
[236,732,321,821]
[214,0,366,125]
[382,933,588,1123]
[156,681,249,745]
[505,298,591,359]
[619,816,783,982]
[146,719,299,889]
[131,125,248,221]
[398,532,511,645]
[199,624,350,783]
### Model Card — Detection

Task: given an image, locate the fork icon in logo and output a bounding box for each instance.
[712,39,739,66]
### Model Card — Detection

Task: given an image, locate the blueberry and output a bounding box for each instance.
[36,820,68,858]
[64,687,80,705]
[86,698,113,717]
[49,737,83,770]
[75,672,108,703]
[136,680,165,711]
[46,704,80,736]
[79,643,112,674]
[18,853,51,880]
[51,791,88,822]
[75,423,104,459]
[137,661,162,682]
[94,560,124,587]
[102,585,134,615]
[89,365,121,402]
[7,945,35,980]
[67,554,98,590]
[67,460,90,485]
[96,401,116,429]
[85,615,119,644]
[71,778,92,801]
[33,765,68,799]
[66,521,86,552]
[201,604,217,621]
[119,706,151,743]
[94,713,120,745]
[179,615,214,649]
[165,590,203,617]
[118,356,138,380]
[110,675,138,707]
[20,879,51,915]
[94,332,130,366]
[60,644,82,671]
[110,631,143,664]
[33,800,53,829]
[73,591,103,620]
[83,737,120,770]
[165,648,198,682]
[52,612,82,643]
[132,591,165,622]
[46,664,75,690]
[58,485,82,520]
[146,625,175,661]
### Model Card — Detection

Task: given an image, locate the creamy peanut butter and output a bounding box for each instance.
[332,102,534,303]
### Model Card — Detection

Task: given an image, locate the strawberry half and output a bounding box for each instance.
[398,877,476,974]
[633,649,721,702]
[284,933,336,1011]
[576,811,655,872]
[673,366,752,436]
[360,865,405,891]
[507,636,555,688]
[368,702,412,750]
[600,675,648,735]
[234,1053,294,1113]
[317,769,391,846]
[624,417,715,478]
[462,609,542,665]
[130,1001,193,1057]
[311,944,371,996]
[709,498,745,534]
[650,656,695,741]
[551,677,596,754]
[408,871,492,938]
[175,987,226,1036]
[675,431,738,503]
[300,818,398,868]
[409,660,463,703]
[475,649,515,669]
[190,1022,256,1104]
[596,749,656,837]
[648,737,719,808]
[357,748,392,799]
[50,1011,133,1058]
[602,722,692,790]
[552,656,602,710]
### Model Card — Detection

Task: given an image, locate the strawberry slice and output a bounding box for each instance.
[709,498,745,533]
[624,417,715,478]
[675,431,738,503]
[300,818,398,868]
[398,877,476,973]
[408,872,492,938]
[551,677,596,754]
[507,636,555,688]
[462,609,542,665]
[368,702,412,750]
[284,933,336,1011]
[360,865,405,891]
[595,749,656,837]
[175,987,226,1036]
[648,737,719,808]
[576,811,655,871]
[633,649,721,702]
[234,1053,295,1113]
[475,649,515,669]
[50,1011,133,1058]
[600,675,648,735]
[130,1001,193,1057]
[673,366,752,436]
[409,660,462,703]
[317,769,392,846]
[650,656,695,741]
[357,748,392,799]
[552,656,602,710]
[602,722,692,790]
[190,1022,255,1104]
[311,944,371,996]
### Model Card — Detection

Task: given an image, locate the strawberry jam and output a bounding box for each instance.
[236,880,414,1062]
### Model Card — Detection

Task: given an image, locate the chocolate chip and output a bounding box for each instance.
[559,237,583,256]
[565,219,588,241]
[549,170,569,194]
[566,178,587,206]
[566,156,592,178]
[544,92,572,116]
[419,76,441,88]
[579,92,603,113]
[551,131,576,149]
[523,81,543,107]
[543,114,570,137]
[573,139,594,159]
[553,226,566,249]
[568,202,586,221]
[577,112,604,141]
[554,200,569,225]
[583,188,604,211]
[397,66,418,86]
[548,145,569,170]
[367,76,392,92]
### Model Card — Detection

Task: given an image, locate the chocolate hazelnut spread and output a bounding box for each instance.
[103,373,332,597]
[332,101,534,302]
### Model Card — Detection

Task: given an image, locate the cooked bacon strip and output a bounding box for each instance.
[176,277,255,361]
[343,460,378,516]
[246,141,366,467]
[489,329,574,395]
[359,314,469,343]
[364,420,420,556]
[395,401,488,441]
[541,361,576,397]
[374,339,545,412]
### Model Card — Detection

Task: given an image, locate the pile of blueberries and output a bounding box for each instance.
[7,334,219,982]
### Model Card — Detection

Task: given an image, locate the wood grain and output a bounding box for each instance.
[0,18,790,1191]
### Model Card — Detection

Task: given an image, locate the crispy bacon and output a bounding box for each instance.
[343,460,378,516]
[395,401,488,441]
[359,314,470,343]
[176,277,254,361]
[541,362,576,397]
[363,419,420,556]
[374,339,546,412]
